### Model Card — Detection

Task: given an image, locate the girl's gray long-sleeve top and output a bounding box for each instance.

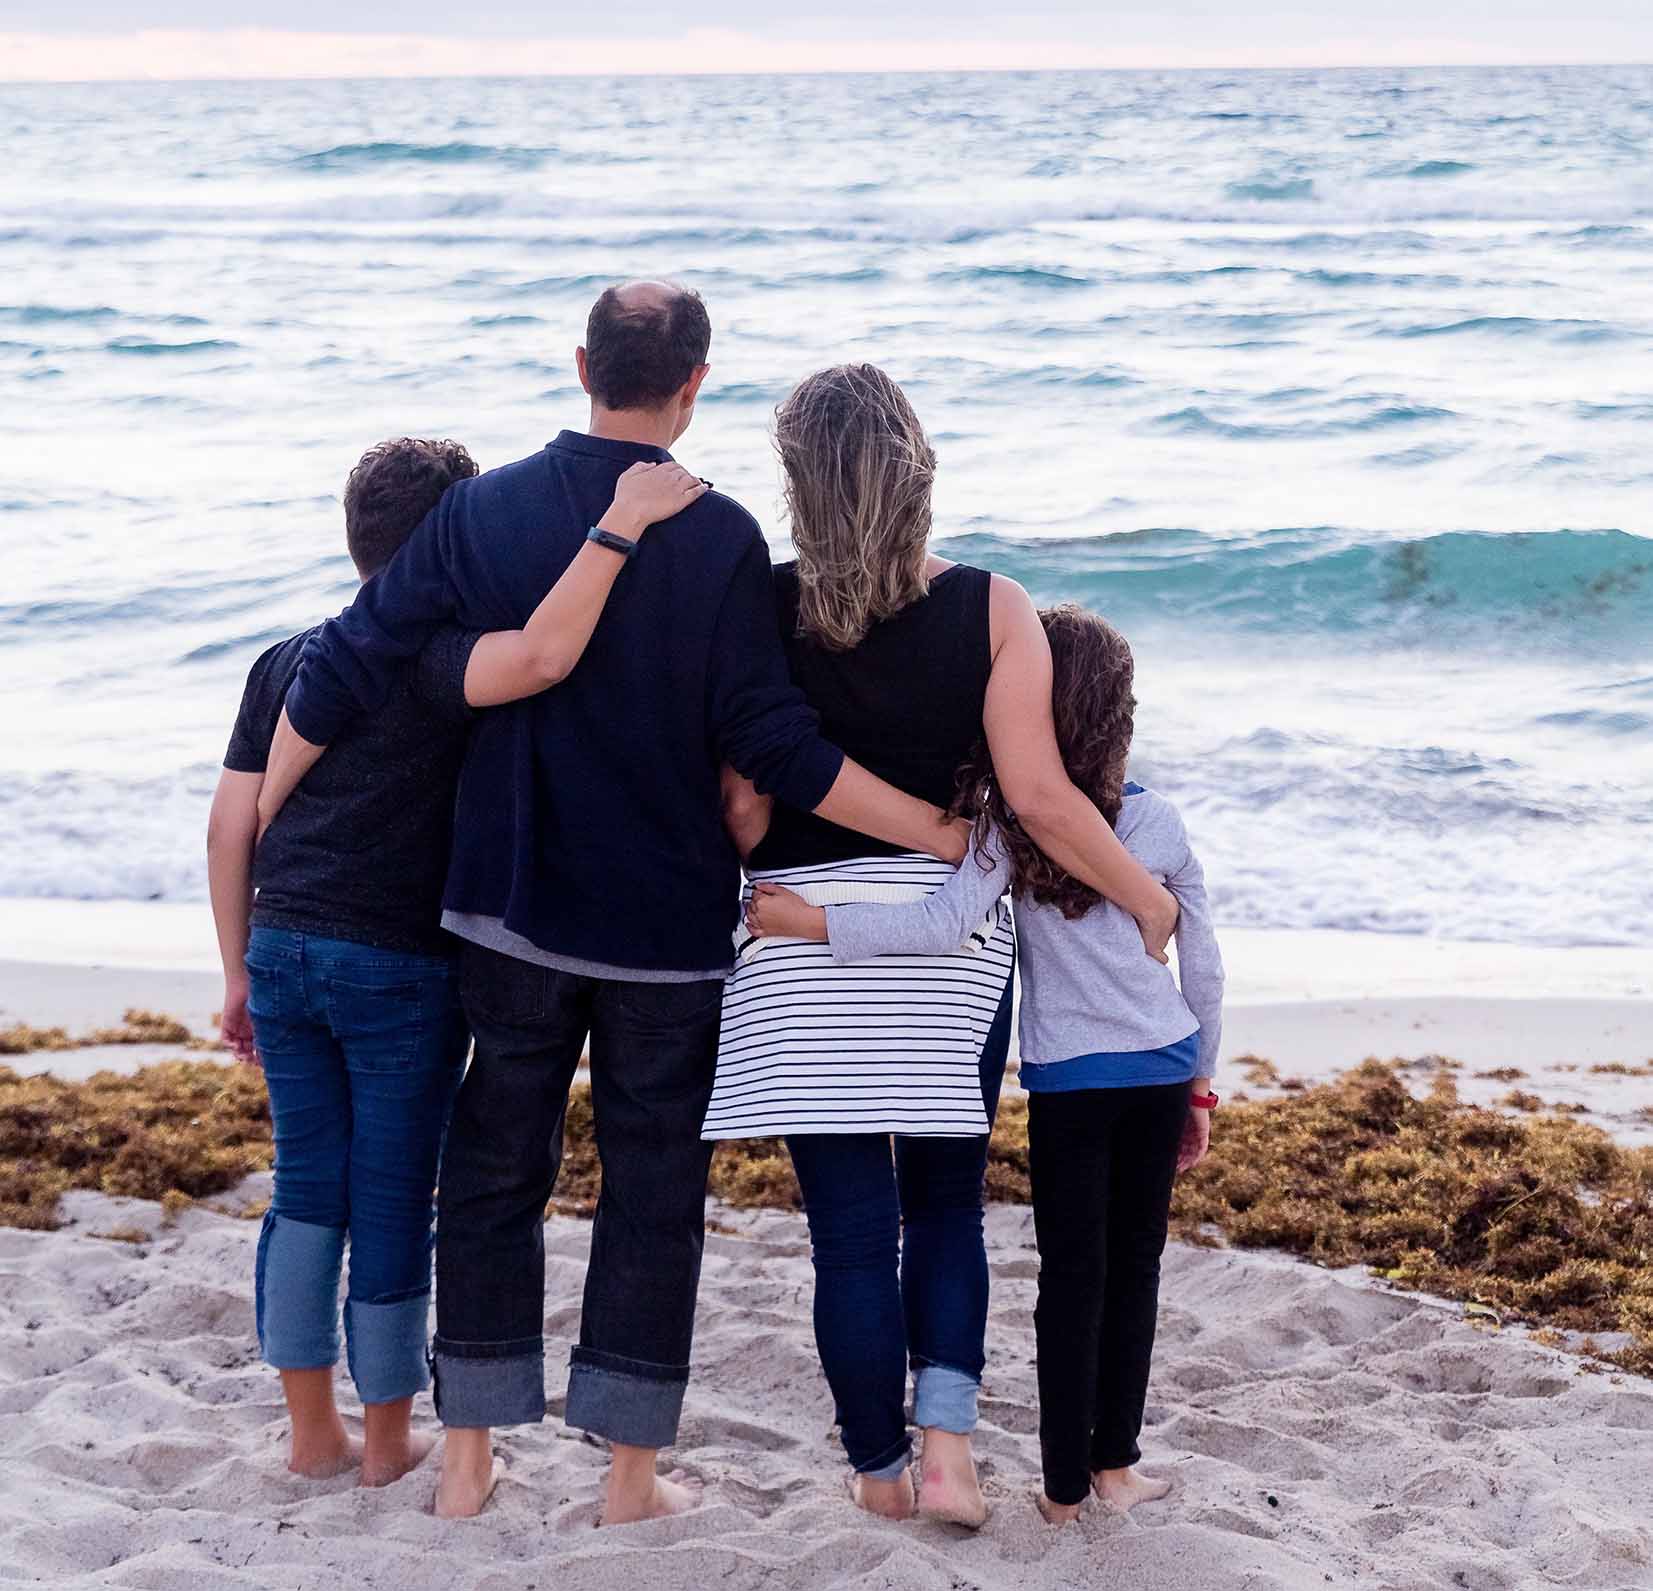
[824,784,1225,1078]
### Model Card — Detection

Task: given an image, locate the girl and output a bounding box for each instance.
[744,604,1222,1525]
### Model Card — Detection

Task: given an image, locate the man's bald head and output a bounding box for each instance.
[582,280,711,412]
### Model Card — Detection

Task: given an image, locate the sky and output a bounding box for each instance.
[2,2,1650,80]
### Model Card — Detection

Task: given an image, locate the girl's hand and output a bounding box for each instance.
[607,461,708,537]
[745,883,829,942]
[1176,1105,1211,1173]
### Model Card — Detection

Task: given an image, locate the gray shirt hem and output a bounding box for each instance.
[442,911,731,984]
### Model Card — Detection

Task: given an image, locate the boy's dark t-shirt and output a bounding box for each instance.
[224,625,479,956]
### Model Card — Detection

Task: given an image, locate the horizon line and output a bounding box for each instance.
[6,61,1650,86]
[3,27,1649,84]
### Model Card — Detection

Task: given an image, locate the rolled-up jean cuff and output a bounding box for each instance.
[430,1336,546,1428]
[854,1434,913,1478]
[345,1294,431,1405]
[257,1213,345,1371]
[863,1451,911,1482]
[913,1365,980,1435]
[565,1347,688,1449]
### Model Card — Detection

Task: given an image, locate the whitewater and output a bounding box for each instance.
[1,66,1649,947]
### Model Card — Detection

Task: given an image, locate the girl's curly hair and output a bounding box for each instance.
[955,604,1136,920]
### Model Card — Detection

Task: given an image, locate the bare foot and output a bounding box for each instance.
[1036,1492,1083,1526]
[851,1469,916,1521]
[361,1428,437,1489]
[915,1430,987,1528]
[280,1367,359,1479]
[602,1468,702,1526]
[434,1429,500,1519]
[289,1430,362,1479]
[1093,1465,1172,1512]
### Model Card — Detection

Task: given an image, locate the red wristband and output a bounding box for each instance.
[1190,1091,1219,1111]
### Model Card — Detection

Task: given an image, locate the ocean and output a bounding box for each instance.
[2,66,1649,949]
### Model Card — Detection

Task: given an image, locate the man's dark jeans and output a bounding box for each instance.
[432,941,722,1448]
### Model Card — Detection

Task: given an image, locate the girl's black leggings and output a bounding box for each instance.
[1026,1078,1192,1506]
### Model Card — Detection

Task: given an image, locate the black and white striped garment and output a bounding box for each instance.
[701,853,1015,1140]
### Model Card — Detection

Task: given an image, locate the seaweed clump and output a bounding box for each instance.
[1169,1061,1653,1375]
[0,1062,271,1229]
[0,1008,215,1055]
[6,1056,1651,1377]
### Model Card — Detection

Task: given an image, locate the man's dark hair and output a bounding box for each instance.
[584,285,711,411]
[343,437,479,576]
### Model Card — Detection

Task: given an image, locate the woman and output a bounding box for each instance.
[702,365,1177,1525]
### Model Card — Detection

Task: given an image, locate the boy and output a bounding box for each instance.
[207,439,704,1487]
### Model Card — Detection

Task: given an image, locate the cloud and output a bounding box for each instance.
[0,24,1646,80]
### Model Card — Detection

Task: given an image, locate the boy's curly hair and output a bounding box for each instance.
[344,437,478,577]
[955,604,1136,920]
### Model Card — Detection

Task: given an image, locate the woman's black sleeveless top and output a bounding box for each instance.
[749,561,994,871]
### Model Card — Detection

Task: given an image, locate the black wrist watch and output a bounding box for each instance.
[588,525,639,559]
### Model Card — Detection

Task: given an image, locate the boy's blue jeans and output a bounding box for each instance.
[246,927,467,1406]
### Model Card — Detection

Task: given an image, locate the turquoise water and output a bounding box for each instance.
[1,67,1649,945]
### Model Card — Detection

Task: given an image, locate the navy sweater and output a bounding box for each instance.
[285,430,845,974]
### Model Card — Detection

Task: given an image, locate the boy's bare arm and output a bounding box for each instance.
[206,769,263,1063]
[258,709,324,835]
[720,764,773,860]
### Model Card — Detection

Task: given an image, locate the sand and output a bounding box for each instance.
[2,1187,1651,1591]
[5,915,1652,1587]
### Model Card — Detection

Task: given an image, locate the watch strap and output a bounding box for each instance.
[587,525,639,559]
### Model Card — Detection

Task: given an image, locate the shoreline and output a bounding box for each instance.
[4,902,1650,1137]
[2,894,1649,996]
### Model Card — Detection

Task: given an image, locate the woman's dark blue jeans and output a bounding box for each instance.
[246,927,467,1406]
[785,973,1015,1478]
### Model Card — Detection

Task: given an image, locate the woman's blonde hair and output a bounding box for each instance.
[775,364,936,650]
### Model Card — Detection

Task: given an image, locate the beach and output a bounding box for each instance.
[4,1188,1652,1589]
[4,915,1652,1587]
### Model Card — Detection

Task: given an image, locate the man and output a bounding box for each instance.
[262,282,963,1524]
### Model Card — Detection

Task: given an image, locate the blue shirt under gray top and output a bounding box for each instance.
[825,784,1224,1089]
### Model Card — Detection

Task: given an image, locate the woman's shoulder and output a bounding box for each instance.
[930,560,995,612]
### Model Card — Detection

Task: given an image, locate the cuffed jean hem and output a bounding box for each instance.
[912,1365,980,1436]
[862,1450,912,1482]
[565,1348,688,1450]
[256,1212,345,1371]
[344,1294,431,1405]
[430,1337,546,1428]
[853,1435,913,1479]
